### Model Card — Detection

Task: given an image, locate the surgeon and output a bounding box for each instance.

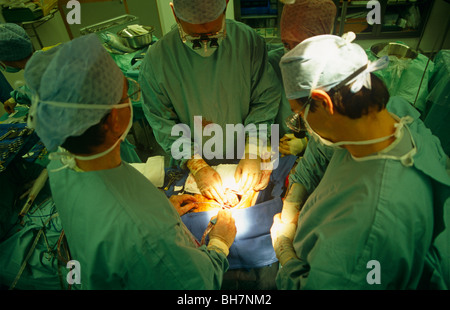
[139,0,281,205]
[24,34,237,289]
[268,0,336,156]
[270,33,450,289]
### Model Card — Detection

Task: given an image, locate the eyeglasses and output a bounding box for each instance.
[284,97,312,138]
[177,18,226,50]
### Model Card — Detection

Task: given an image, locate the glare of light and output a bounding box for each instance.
[230,208,251,238]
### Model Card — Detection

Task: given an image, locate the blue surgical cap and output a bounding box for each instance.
[24,34,124,151]
[173,0,226,24]
[281,33,375,100]
[0,23,33,61]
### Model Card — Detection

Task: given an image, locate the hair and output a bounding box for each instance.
[299,73,390,119]
[61,112,110,155]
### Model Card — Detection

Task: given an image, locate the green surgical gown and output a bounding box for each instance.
[139,19,281,164]
[48,160,229,289]
[280,96,450,289]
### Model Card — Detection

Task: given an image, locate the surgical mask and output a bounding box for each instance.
[177,18,226,57]
[45,98,133,171]
[302,101,417,166]
[28,78,139,171]
[0,62,21,73]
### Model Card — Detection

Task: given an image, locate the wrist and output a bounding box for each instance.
[207,238,230,256]
[275,236,297,266]
[187,158,209,176]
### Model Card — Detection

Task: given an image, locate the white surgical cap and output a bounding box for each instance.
[24,34,124,151]
[280,32,389,100]
[281,0,337,43]
[173,0,226,24]
[0,23,33,61]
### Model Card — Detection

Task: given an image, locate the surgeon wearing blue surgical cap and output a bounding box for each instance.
[25,34,237,289]
[139,0,281,205]
[0,23,34,113]
[270,33,450,289]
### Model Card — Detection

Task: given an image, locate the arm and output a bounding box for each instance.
[289,138,335,193]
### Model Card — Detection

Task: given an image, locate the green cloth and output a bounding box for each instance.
[0,195,67,290]
[139,20,281,165]
[424,50,450,156]
[48,160,229,289]
[280,97,450,289]
[367,47,434,114]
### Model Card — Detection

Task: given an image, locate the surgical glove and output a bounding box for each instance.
[3,98,17,114]
[169,194,198,216]
[281,183,308,224]
[235,157,262,193]
[208,210,236,256]
[281,201,300,224]
[279,134,307,156]
[187,158,227,205]
[271,213,298,266]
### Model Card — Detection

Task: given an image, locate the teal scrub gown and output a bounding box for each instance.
[48,160,229,289]
[139,19,281,164]
[278,96,450,289]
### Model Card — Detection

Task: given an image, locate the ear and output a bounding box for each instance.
[106,109,121,133]
[311,89,334,115]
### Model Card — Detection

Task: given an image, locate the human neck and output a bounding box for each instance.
[338,110,398,158]
[75,144,122,171]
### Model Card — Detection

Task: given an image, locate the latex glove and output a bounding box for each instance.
[271,213,298,265]
[281,183,308,224]
[187,158,228,205]
[253,168,271,191]
[253,157,273,191]
[208,210,237,256]
[169,194,198,216]
[234,157,262,193]
[279,134,307,156]
[3,98,16,114]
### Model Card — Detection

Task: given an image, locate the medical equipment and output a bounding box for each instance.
[164,170,184,191]
[200,217,217,245]
[19,168,48,217]
[285,113,307,138]
[118,25,154,49]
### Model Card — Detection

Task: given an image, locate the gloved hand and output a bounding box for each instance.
[279,134,307,156]
[187,158,228,205]
[208,210,237,256]
[235,157,262,193]
[3,98,17,114]
[169,194,198,216]
[271,213,298,266]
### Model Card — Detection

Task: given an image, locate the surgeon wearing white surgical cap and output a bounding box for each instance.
[270,33,450,289]
[139,0,281,205]
[24,34,236,289]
